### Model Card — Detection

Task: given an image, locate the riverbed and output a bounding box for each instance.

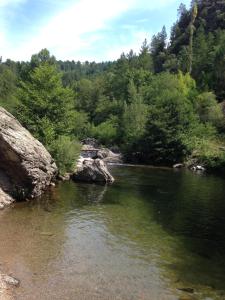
[0,166,225,299]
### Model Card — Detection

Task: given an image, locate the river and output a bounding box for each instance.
[0,165,225,299]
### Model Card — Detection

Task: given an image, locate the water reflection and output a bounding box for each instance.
[0,167,225,299]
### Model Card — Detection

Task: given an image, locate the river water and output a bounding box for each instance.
[0,166,225,299]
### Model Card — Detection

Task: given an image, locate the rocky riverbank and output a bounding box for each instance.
[0,107,59,296]
[0,107,58,208]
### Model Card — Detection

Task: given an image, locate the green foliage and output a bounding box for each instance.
[90,117,118,145]
[0,63,18,112]
[140,72,198,163]
[122,80,148,149]
[49,136,81,174]
[196,92,224,129]
[151,26,167,73]
[1,0,225,172]
[182,124,225,170]
[15,52,81,174]
[17,63,75,141]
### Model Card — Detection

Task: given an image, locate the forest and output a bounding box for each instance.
[0,0,225,174]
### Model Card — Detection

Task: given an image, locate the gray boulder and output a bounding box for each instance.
[72,158,114,183]
[0,107,58,207]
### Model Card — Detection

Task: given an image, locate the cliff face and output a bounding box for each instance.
[0,107,58,208]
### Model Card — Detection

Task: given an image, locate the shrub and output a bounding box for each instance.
[48,136,81,175]
[90,117,118,146]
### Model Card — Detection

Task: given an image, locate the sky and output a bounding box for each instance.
[0,0,191,62]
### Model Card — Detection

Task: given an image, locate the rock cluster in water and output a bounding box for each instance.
[72,157,114,184]
[81,138,123,164]
[72,139,118,184]
[0,107,58,208]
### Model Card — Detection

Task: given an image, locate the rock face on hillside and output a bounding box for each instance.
[0,107,58,208]
[72,157,114,184]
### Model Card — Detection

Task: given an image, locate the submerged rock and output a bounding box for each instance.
[72,157,114,184]
[0,107,58,205]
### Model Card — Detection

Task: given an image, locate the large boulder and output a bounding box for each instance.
[0,107,58,207]
[72,158,114,184]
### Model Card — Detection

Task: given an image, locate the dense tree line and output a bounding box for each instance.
[0,0,225,173]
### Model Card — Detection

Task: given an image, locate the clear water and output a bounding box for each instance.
[0,166,225,299]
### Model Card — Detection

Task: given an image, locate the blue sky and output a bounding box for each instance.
[0,0,191,62]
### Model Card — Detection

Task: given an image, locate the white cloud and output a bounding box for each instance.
[3,0,136,61]
[0,0,188,61]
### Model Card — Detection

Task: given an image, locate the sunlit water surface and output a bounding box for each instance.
[1,166,225,299]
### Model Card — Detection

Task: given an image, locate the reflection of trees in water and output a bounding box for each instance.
[0,181,109,272]
[72,182,108,204]
[134,169,225,295]
[1,168,225,298]
[100,167,225,297]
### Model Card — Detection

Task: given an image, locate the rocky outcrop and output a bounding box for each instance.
[72,157,114,183]
[97,148,122,164]
[81,143,122,164]
[0,107,58,207]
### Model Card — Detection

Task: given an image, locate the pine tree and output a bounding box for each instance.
[188,2,198,74]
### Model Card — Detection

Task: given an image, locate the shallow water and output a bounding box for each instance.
[1,166,225,299]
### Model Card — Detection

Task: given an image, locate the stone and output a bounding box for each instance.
[72,158,114,184]
[177,288,194,294]
[191,165,205,172]
[57,173,70,181]
[196,165,205,171]
[0,187,14,209]
[98,148,123,164]
[2,275,20,287]
[173,163,184,169]
[0,107,58,204]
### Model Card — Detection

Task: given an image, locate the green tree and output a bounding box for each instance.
[16,61,78,173]
[141,72,198,163]
[196,92,224,129]
[0,63,18,111]
[151,26,167,73]
[188,2,198,73]
[122,80,148,150]
[138,39,153,71]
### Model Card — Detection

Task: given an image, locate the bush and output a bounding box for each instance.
[182,124,225,170]
[196,92,225,129]
[48,136,81,174]
[90,116,118,146]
